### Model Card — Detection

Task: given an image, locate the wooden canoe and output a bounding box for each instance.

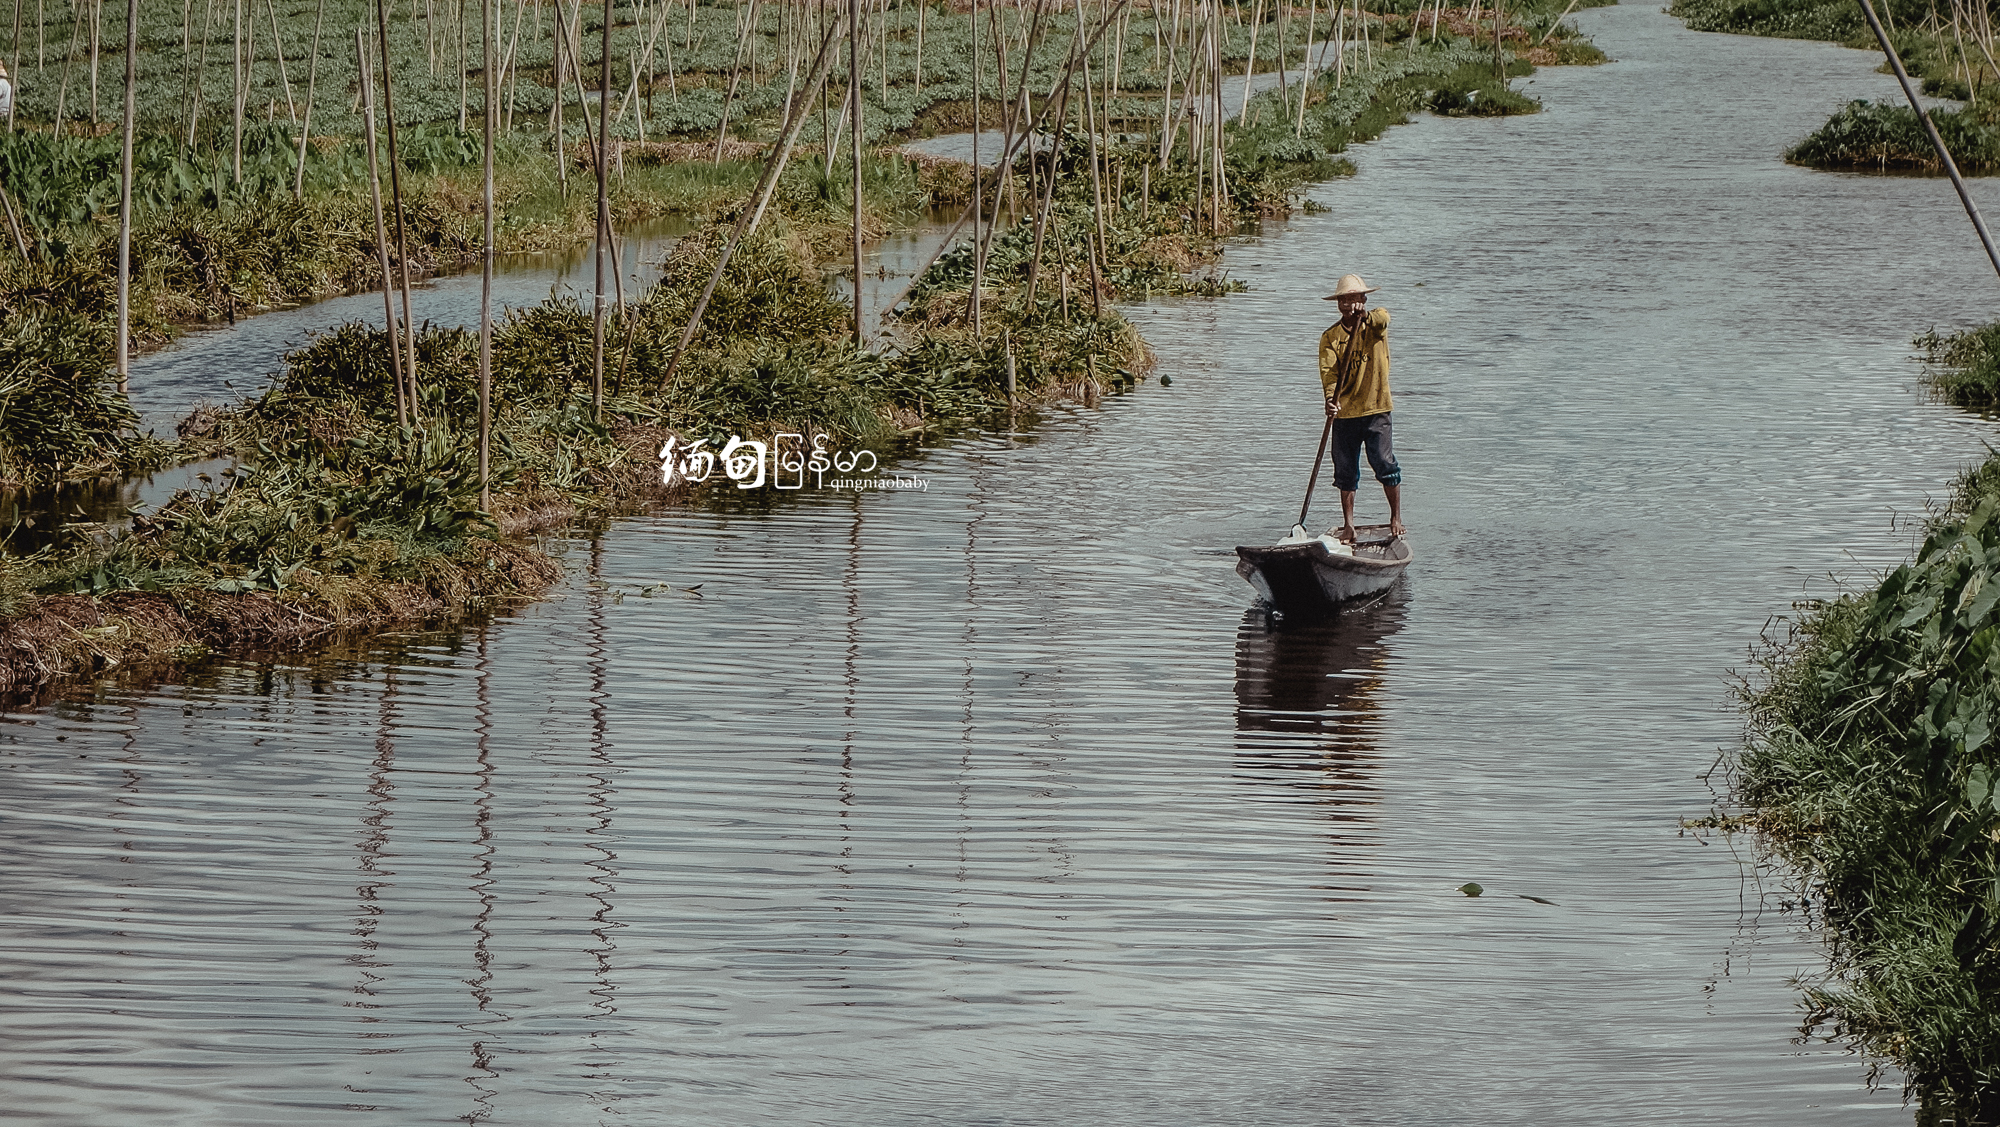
[1235,524,1412,615]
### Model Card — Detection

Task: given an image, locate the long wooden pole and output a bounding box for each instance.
[231,0,242,179]
[376,0,420,416]
[849,0,862,344]
[357,27,407,427]
[551,0,565,193]
[293,0,326,196]
[971,0,982,336]
[115,0,134,396]
[592,0,610,419]
[661,19,839,387]
[480,0,494,510]
[1857,0,2000,280]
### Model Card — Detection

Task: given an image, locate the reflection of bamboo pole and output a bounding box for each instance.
[356,28,407,427]
[293,0,327,197]
[115,0,133,395]
[375,0,420,415]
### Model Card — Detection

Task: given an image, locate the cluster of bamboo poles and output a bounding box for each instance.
[1889,0,2000,104]
[81,0,1468,427]
[89,0,525,500]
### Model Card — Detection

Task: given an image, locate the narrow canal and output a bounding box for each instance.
[5,5,1997,1123]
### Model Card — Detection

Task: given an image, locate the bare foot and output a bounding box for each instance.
[1389,519,1406,538]
[1338,525,1357,544]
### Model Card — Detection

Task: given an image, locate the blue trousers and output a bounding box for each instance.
[1331,412,1401,492]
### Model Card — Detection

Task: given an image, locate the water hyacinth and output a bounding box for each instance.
[1785,100,2000,173]
[1919,323,2000,411]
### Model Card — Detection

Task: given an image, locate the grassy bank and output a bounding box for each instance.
[1731,448,2000,1118]
[1724,316,2000,1116]
[1670,0,2000,171]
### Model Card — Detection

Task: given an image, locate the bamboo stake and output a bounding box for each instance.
[52,3,80,138]
[712,0,761,160]
[662,19,839,386]
[261,0,296,120]
[503,0,526,127]
[1024,23,1084,303]
[1536,0,1577,46]
[971,0,982,336]
[0,187,28,258]
[376,0,420,415]
[978,0,1048,268]
[1296,0,1315,134]
[187,0,214,146]
[292,0,326,196]
[550,0,565,193]
[357,27,407,427]
[10,0,23,124]
[565,2,601,165]
[1082,55,1106,319]
[480,0,494,511]
[849,0,862,344]
[231,0,242,179]
[1491,0,1502,77]
[115,0,133,395]
[1857,0,2000,279]
[458,0,468,126]
[1237,0,1259,124]
[1275,0,1289,103]
[593,0,609,419]
[980,0,1130,279]
[87,0,98,124]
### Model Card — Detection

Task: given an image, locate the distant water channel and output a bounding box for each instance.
[7,5,2000,1123]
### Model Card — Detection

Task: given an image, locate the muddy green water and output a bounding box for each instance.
[5,5,1999,1123]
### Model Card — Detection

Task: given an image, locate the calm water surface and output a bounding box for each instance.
[6,5,1999,1123]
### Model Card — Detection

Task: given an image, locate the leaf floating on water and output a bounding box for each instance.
[1456,883,1484,897]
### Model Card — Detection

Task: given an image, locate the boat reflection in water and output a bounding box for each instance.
[1233,594,1406,893]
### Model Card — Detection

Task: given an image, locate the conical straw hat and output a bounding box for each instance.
[1324,273,1379,299]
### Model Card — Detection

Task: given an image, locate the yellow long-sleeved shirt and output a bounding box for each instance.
[1318,307,1392,419]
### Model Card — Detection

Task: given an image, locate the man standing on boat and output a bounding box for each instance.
[1319,273,1404,543]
